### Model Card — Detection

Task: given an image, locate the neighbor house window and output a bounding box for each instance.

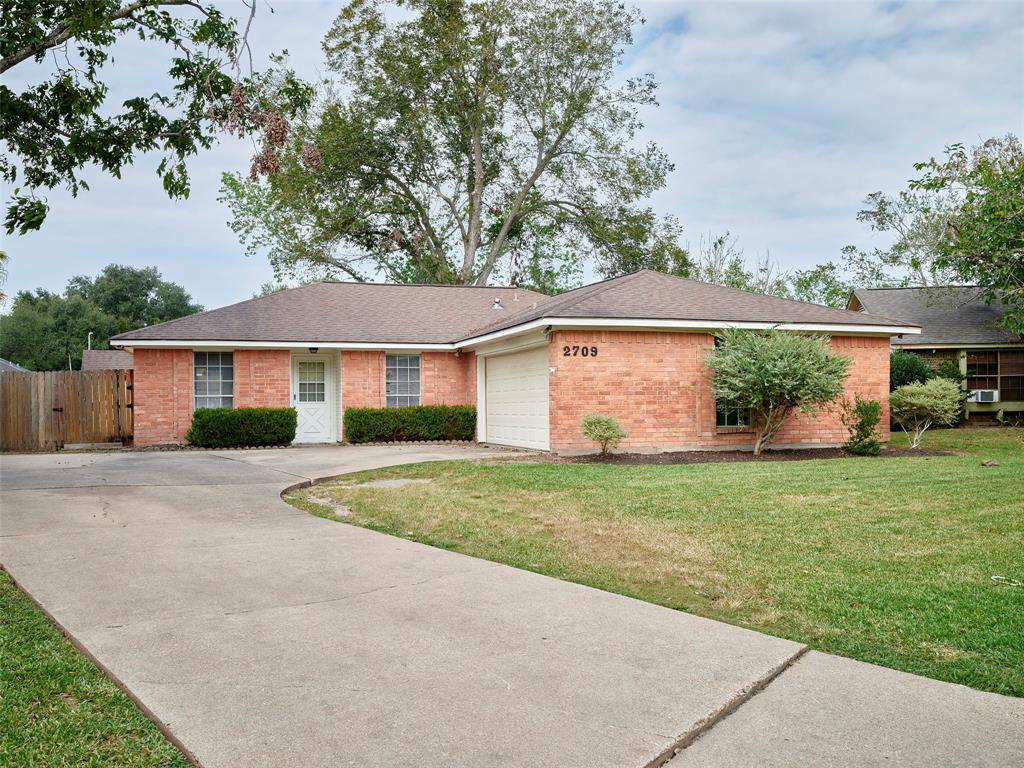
[194,352,234,409]
[966,351,998,391]
[999,351,1024,401]
[386,354,420,407]
[716,406,750,428]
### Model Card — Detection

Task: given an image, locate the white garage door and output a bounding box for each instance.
[485,346,550,450]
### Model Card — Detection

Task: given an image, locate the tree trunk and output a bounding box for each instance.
[753,405,789,456]
[463,124,485,282]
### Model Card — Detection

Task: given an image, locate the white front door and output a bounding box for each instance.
[291,355,336,443]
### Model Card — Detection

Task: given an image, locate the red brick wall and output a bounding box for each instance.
[234,349,291,408]
[548,330,890,453]
[341,351,386,409]
[422,351,476,405]
[133,349,193,446]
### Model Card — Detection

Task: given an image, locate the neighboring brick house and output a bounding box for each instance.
[111,270,918,451]
[848,287,1024,421]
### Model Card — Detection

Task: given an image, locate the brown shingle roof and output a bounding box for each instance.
[111,271,913,347]
[849,287,1021,346]
[81,349,135,370]
[111,282,548,345]
[464,270,911,338]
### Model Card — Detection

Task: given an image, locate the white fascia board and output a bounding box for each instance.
[895,342,1021,350]
[456,317,920,348]
[112,339,455,351]
[472,329,549,358]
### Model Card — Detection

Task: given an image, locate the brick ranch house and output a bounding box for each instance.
[110,270,919,452]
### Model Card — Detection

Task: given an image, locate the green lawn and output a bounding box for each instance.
[289,428,1024,697]
[0,570,190,768]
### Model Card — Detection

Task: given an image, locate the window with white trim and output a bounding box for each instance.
[386,354,420,407]
[194,352,234,409]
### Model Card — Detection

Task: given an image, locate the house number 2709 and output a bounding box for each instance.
[563,345,598,357]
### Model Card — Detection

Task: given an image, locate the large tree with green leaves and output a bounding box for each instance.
[66,263,202,331]
[1,0,311,235]
[222,0,682,288]
[912,135,1024,331]
[0,264,201,370]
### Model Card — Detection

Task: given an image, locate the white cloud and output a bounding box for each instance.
[3,0,1022,308]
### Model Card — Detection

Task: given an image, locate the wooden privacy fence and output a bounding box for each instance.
[0,370,133,451]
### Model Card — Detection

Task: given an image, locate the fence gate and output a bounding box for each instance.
[0,370,133,451]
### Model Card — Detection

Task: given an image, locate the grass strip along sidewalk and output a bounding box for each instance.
[0,570,191,768]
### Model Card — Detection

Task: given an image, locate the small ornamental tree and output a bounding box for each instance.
[889,378,962,449]
[707,330,851,455]
[581,413,627,456]
[890,349,934,391]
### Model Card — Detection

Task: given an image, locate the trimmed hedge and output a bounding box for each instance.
[186,407,297,448]
[344,405,475,443]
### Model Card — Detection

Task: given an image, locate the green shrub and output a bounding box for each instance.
[840,395,883,455]
[889,378,962,449]
[344,405,475,443]
[581,413,627,455]
[933,359,968,424]
[186,407,297,448]
[890,349,933,391]
[934,359,966,385]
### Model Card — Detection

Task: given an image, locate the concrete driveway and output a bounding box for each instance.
[1,446,1020,767]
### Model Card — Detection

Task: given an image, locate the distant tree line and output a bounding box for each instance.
[0,265,201,371]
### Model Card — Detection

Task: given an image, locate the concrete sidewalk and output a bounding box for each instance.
[1,446,1021,767]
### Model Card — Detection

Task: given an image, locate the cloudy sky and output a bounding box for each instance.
[3,0,1022,310]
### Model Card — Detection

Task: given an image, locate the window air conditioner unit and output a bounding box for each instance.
[968,389,999,403]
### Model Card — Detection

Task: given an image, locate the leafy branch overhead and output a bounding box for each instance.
[1,0,312,234]
[222,0,684,289]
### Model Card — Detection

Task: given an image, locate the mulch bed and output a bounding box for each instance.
[559,447,953,465]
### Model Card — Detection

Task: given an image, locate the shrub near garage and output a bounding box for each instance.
[344,405,476,443]
[186,407,297,448]
[581,413,627,455]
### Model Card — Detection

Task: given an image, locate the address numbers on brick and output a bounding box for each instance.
[562,346,599,357]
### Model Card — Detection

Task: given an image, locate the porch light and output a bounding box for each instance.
[308,347,319,354]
